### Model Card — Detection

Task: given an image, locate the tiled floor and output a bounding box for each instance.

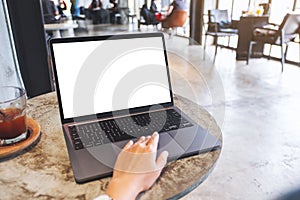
[74,23,300,200]
[172,40,300,200]
[157,36,300,200]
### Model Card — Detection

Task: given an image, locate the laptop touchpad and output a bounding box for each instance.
[168,126,221,154]
[158,133,185,161]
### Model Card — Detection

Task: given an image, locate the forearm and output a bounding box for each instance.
[106,177,142,200]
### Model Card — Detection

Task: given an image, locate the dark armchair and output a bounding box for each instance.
[247,13,300,72]
[138,4,159,30]
[203,9,238,61]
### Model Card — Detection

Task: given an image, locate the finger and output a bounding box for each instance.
[123,140,134,151]
[146,135,151,140]
[136,136,145,144]
[141,135,151,145]
[156,151,168,169]
[146,132,159,148]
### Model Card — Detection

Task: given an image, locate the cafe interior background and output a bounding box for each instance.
[1,0,300,199]
[2,0,300,94]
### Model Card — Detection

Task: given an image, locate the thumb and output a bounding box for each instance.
[156,151,169,169]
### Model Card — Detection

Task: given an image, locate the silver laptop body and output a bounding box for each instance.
[50,33,221,183]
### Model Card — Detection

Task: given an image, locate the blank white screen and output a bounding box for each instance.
[52,36,172,119]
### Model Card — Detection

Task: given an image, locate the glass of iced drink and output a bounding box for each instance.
[0,86,27,145]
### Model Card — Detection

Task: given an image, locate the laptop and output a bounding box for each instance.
[49,32,221,183]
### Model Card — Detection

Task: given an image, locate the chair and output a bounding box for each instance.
[247,13,300,72]
[161,10,188,37]
[203,9,238,61]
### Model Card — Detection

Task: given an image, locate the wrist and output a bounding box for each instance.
[106,177,142,200]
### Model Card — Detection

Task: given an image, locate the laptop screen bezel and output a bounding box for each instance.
[50,33,174,124]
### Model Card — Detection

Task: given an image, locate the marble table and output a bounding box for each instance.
[0,92,222,199]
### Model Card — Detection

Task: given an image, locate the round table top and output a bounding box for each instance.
[0,92,222,199]
[44,22,78,31]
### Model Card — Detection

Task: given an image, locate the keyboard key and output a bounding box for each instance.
[68,109,193,150]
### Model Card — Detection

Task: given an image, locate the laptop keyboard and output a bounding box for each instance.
[68,109,193,150]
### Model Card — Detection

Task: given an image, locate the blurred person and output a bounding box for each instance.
[70,0,80,17]
[88,0,109,24]
[109,0,119,12]
[160,0,188,30]
[150,0,158,13]
[165,0,187,16]
[57,0,67,18]
[150,0,164,22]
[109,0,120,23]
[41,0,59,24]
[88,0,102,10]
[77,0,93,19]
[140,3,158,24]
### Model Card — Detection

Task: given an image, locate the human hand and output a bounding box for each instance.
[105,132,168,200]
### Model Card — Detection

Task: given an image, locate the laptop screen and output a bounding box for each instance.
[51,34,172,120]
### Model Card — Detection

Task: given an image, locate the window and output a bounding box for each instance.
[269,0,294,25]
[204,0,217,12]
[231,0,249,20]
[294,0,300,11]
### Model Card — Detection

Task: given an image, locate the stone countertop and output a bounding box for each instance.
[0,92,222,200]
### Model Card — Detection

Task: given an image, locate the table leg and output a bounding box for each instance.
[52,30,61,38]
[61,28,75,37]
